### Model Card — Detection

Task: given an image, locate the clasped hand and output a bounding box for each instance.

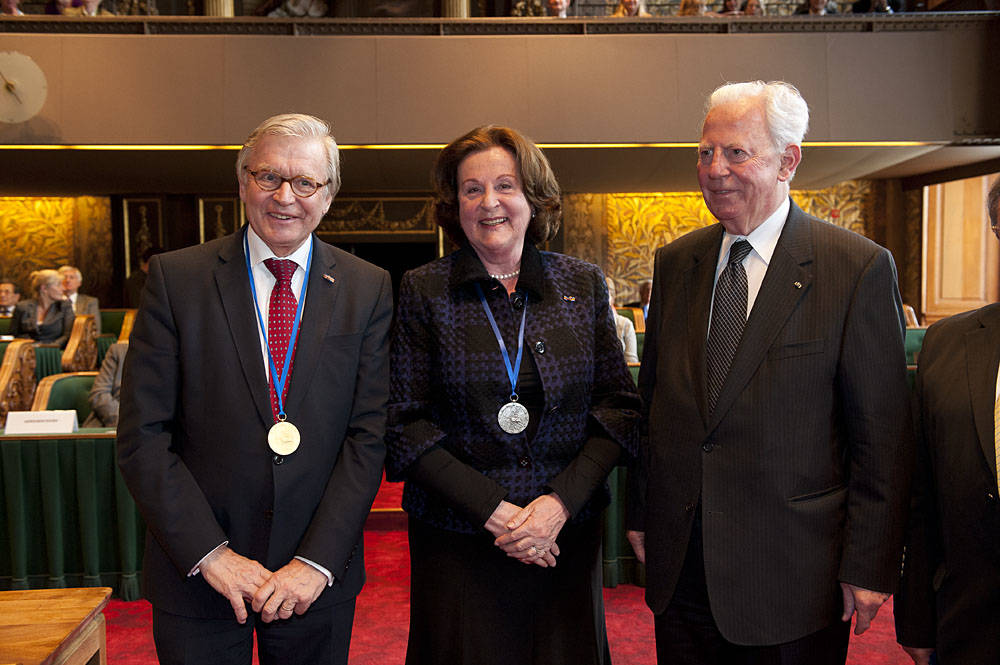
[486,494,569,568]
[199,546,327,624]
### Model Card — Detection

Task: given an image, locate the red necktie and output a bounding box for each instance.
[264,258,298,420]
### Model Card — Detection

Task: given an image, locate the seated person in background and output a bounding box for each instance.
[794,0,838,13]
[58,265,101,334]
[83,341,127,428]
[741,0,766,14]
[625,278,652,318]
[11,269,76,347]
[0,279,20,316]
[124,246,163,308]
[606,277,639,364]
[61,0,114,15]
[1,0,26,15]
[546,0,571,17]
[719,0,742,14]
[612,0,651,16]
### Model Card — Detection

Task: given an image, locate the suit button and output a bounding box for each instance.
[518,456,532,468]
[264,509,274,520]
[702,443,713,453]
[684,503,696,512]
[534,341,546,354]
[273,455,284,465]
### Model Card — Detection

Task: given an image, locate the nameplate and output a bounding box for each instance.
[4,410,79,434]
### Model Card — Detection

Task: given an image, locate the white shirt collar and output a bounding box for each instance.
[717,197,790,267]
[245,226,312,272]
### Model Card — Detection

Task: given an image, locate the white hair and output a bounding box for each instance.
[705,80,809,154]
[235,113,341,197]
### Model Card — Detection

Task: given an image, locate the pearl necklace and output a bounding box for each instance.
[489,269,520,281]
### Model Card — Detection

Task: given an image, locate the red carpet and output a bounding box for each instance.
[104,479,910,664]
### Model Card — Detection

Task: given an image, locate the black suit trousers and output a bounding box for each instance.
[152,596,356,665]
[654,510,850,665]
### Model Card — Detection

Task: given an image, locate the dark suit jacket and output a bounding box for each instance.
[72,293,101,334]
[117,228,392,619]
[895,305,1000,664]
[629,200,912,645]
[10,298,76,347]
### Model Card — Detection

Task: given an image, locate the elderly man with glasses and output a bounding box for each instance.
[118,113,392,665]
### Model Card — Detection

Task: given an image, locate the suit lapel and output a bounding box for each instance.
[708,201,813,430]
[215,229,273,426]
[966,306,1000,479]
[283,238,340,418]
[685,226,724,426]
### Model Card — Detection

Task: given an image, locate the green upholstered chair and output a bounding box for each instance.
[30,371,98,425]
[99,308,137,342]
[635,331,644,362]
[96,335,116,365]
[615,307,646,334]
[628,363,640,388]
[0,317,12,335]
[904,327,927,365]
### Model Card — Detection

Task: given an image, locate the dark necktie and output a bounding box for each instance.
[706,239,752,412]
[264,258,298,420]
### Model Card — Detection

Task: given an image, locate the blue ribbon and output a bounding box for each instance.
[474,282,527,400]
[244,228,313,421]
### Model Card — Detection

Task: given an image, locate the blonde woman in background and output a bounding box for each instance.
[11,269,75,347]
[606,277,638,364]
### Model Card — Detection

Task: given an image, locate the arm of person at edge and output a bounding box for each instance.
[116,256,272,625]
[835,248,914,636]
[252,267,394,623]
[495,267,637,567]
[894,332,939,665]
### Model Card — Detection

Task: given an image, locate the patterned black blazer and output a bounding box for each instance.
[387,244,640,534]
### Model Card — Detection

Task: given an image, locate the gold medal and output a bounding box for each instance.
[268,420,301,455]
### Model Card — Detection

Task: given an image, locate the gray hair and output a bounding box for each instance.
[989,176,1000,237]
[57,265,82,280]
[235,113,341,198]
[705,81,810,155]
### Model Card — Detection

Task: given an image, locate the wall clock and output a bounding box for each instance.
[0,51,47,124]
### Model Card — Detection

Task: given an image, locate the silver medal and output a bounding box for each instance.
[498,401,529,434]
[268,420,301,455]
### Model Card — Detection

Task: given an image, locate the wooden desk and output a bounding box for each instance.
[0,587,111,665]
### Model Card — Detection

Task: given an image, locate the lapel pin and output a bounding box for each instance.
[323,274,336,284]
[562,295,576,302]
[793,281,802,289]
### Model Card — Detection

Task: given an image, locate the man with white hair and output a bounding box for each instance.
[118,113,392,665]
[58,265,101,334]
[627,81,912,664]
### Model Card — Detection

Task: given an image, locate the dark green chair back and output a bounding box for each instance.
[0,340,9,361]
[36,373,96,424]
[100,310,129,338]
[904,328,927,365]
[35,346,63,381]
[628,363,640,388]
[635,331,644,362]
[96,334,116,365]
[616,307,636,325]
[0,317,11,335]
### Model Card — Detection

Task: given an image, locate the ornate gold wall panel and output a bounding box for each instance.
[0,197,112,302]
[567,181,879,305]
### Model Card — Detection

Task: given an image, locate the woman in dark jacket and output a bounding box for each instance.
[386,125,640,665]
[11,269,75,347]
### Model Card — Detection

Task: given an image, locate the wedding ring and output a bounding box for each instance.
[528,546,538,557]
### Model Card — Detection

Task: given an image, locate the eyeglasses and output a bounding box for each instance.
[244,167,330,198]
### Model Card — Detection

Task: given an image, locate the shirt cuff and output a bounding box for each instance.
[188,540,229,577]
[295,556,334,587]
